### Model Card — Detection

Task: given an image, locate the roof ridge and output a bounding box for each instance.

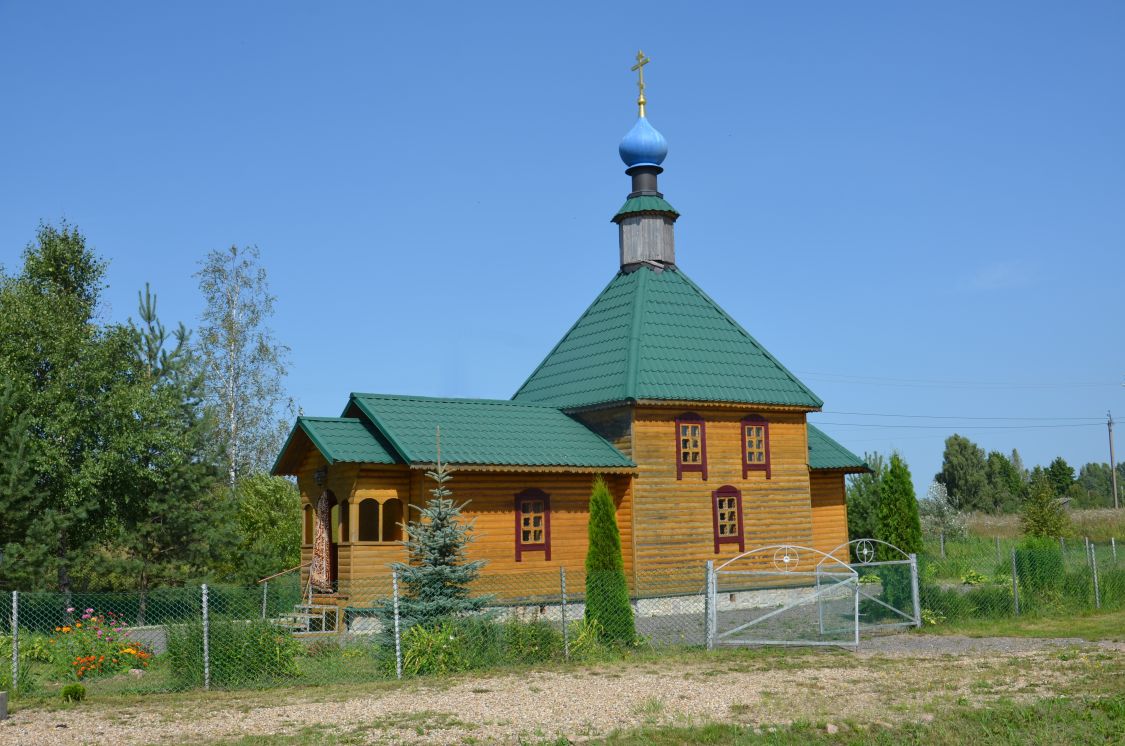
[623,266,649,398]
[671,269,824,409]
[511,272,626,401]
[298,415,361,422]
[353,391,562,409]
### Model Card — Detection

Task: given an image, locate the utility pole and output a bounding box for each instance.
[1110,411,1119,510]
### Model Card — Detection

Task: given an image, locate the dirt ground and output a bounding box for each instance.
[2,636,1122,745]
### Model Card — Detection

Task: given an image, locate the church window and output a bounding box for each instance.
[382,498,404,542]
[675,413,707,480]
[711,485,745,553]
[741,415,771,479]
[358,499,379,541]
[303,505,313,544]
[514,489,551,561]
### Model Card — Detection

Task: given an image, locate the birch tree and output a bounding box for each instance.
[194,245,292,486]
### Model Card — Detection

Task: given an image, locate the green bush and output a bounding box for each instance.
[1014,537,1065,593]
[501,619,562,663]
[60,683,86,703]
[166,619,301,689]
[401,620,471,676]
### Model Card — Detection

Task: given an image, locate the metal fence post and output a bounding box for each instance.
[909,553,922,628]
[10,591,17,695]
[1112,537,1118,563]
[853,573,861,650]
[704,560,716,650]
[261,581,268,620]
[994,536,1001,562]
[1010,549,1020,617]
[392,570,402,680]
[560,567,569,661]
[201,584,210,691]
[1089,543,1101,610]
[939,532,945,559]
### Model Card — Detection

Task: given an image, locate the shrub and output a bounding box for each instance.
[166,619,301,689]
[501,619,562,664]
[1014,537,1065,593]
[1021,477,1071,538]
[960,570,989,586]
[60,683,86,703]
[400,620,470,676]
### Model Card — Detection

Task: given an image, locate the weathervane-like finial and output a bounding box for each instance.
[631,50,650,117]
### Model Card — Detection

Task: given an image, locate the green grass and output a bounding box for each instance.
[595,694,1125,745]
[923,607,1125,641]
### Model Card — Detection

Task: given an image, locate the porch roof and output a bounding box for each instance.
[272,416,399,475]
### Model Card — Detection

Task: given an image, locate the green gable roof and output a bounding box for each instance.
[512,266,823,410]
[807,425,868,472]
[272,416,398,475]
[614,195,679,219]
[346,393,634,470]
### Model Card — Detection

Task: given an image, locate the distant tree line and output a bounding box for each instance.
[932,434,1120,513]
[0,222,300,597]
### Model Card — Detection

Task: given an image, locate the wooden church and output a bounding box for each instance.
[273,59,867,599]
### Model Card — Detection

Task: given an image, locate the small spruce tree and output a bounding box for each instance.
[584,476,634,643]
[389,434,488,629]
[1020,475,1071,538]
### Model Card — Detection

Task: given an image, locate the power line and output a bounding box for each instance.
[822,410,1102,422]
[813,421,1102,430]
[795,370,1117,390]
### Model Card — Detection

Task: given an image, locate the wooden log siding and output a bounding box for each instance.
[631,406,815,574]
[809,471,850,563]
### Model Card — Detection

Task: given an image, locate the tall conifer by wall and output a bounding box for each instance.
[389,432,488,629]
[584,476,634,642]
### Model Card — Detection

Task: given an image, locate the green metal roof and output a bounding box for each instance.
[272,416,398,474]
[346,393,634,469]
[512,266,823,410]
[807,425,868,471]
[613,195,679,220]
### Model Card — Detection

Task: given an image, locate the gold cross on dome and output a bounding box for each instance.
[631,50,650,117]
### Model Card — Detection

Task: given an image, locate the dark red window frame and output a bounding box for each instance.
[514,488,551,562]
[711,485,745,553]
[740,414,771,480]
[675,412,708,480]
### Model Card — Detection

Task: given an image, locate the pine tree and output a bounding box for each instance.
[874,453,923,611]
[390,438,488,629]
[584,476,634,643]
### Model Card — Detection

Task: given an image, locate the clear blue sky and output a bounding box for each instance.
[1,2,1122,495]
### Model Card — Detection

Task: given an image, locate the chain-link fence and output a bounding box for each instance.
[3,536,1120,700]
[2,567,705,699]
[919,534,1123,624]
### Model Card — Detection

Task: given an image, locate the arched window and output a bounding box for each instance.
[358,499,380,541]
[338,500,350,543]
[711,485,745,553]
[675,412,708,480]
[303,504,314,544]
[382,498,403,542]
[514,488,551,562]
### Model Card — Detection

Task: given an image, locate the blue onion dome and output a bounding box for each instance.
[619,115,668,168]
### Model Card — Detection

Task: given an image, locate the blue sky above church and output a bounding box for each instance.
[0,2,1121,493]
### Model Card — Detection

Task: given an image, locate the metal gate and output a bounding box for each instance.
[818,539,921,635]
[704,544,860,649]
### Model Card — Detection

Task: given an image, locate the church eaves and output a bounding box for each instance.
[512,265,824,411]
